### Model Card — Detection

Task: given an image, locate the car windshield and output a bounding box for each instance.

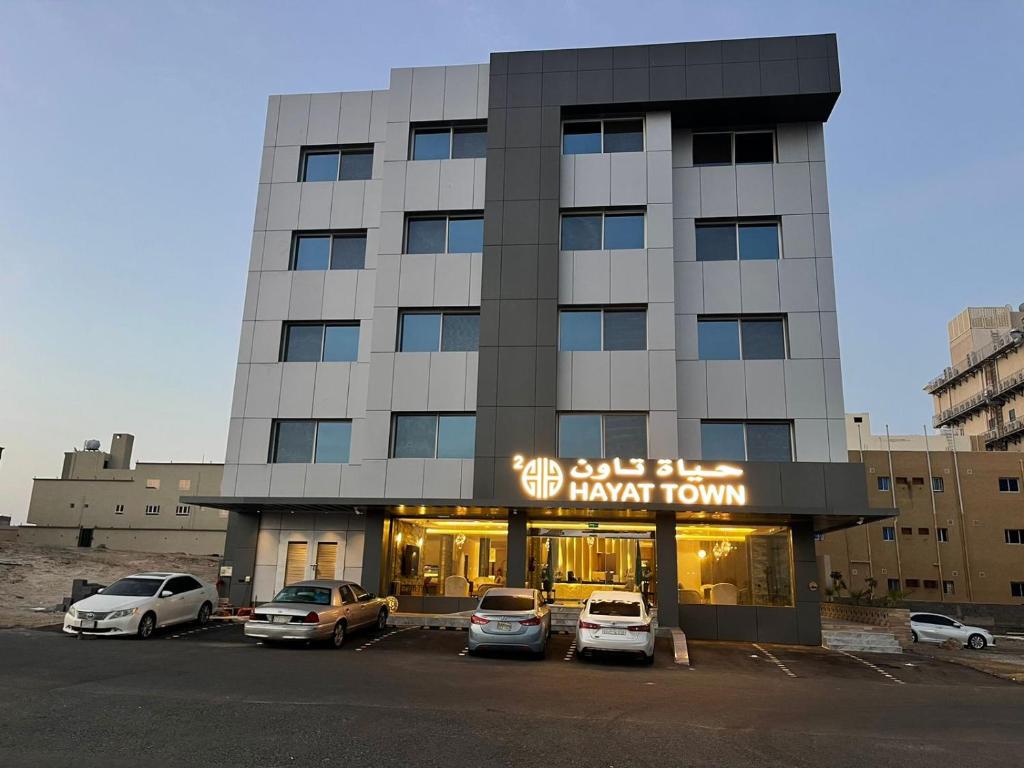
[589,600,641,617]
[271,586,332,605]
[102,578,164,597]
[479,595,534,611]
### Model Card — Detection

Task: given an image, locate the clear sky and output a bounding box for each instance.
[1,1,1022,523]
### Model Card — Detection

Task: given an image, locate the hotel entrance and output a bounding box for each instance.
[526,522,656,606]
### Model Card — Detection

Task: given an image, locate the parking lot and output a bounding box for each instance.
[1,623,1021,768]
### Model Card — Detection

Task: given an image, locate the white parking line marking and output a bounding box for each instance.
[354,625,415,652]
[563,639,577,662]
[458,646,469,657]
[836,649,905,685]
[752,643,797,678]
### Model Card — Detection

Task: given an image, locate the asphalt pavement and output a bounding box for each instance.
[0,623,1020,767]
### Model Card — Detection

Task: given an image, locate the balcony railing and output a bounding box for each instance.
[983,419,1024,447]
[932,389,992,428]
[925,329,1023,394]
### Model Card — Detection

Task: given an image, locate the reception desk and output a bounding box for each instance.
[552,582,626,602]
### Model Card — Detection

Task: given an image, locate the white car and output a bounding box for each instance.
[64,572,218,639]
[576,590,655,664]
[911,612,996,650]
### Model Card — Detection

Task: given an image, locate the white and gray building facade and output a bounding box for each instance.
[192,35,889,644]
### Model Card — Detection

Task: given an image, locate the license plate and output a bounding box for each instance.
[497,622,513,631]
[82,620,97,629]
[273,615,291,624]
[602,628,626,636]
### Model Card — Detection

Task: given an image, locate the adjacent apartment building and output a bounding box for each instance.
[191,35,891,645]
[22,434,226,555]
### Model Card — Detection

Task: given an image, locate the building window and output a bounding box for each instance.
[145,505,160,516]
[697,317,786,360]
[145,479,160,490]
[410,124,487,160]
[282,322,360,362]
[175,505,191,517]
[271,420,352,464]
[904,578,920,588]
[917,528,930,536]
[923,579,938,590]
[999,477,1021,493]
[813,532,825,541]
[887,578,900,593]
[178,479,191,491]
[1006,529,1024,544]
[877,476,891,492]
[558,308,646,351]
[292,232,367,270]
[560,211,645,251]
[1009,408,1017,422]
[942,580,955,595]
[391,414,476,459]
[558,413,647,458]
[882,526,895,541]
[937,528,949,542]
[931,476,944,492]
[700,421,793,462]
[562,119,644,154]
[900,527,913,535]
[695,221,780,261]
[1011,582,1024,598]
[405,215,483,254]
[693,131,774,166]
[114,504,125,515]
[676,525,793,606]
[300,146,374,181]
[398,311,479,352]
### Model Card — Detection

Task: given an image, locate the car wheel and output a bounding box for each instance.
[137,612,156,640]
[197,602,212,626]
[376,608,389,632]
[967,633,987,650]
[643,652,655,666]
[330,621,347,649]
[911,630,918,643]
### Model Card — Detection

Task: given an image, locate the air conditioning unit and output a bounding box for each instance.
[851,568,859,575]
[952,570,959,576]
[880,568,888,575]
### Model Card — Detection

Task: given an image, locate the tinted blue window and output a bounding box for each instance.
[284,325,323,362]
[331,234,366,269]
[315,422,351,463]
[437,415,476,458]
[603,311,646,351]
[393,415,437,458]
[273,421,315,463]
[739,224,779,260]
[603,414,646,457]
[339,149,373,180]
[696,225,736,261]
[698,320,740,360]
[323,325,359,362]
[303,152,339,181]
[441,314,479,351]
[603,214,644,249]
[447,218,483,253]
[406,218,447,253]
[452,127,487,159]
[559,311,601,351]
[746,423,791,461]
[294,236,331,270]
[882,527,895,541]
[562,122,601,155]
[701,422,745,461]
[561,215,602,250]
[603,120,644,153]
[741,319,785,359]
[400,314,441,352]
[412,129,450,160]
[558,415,602,458]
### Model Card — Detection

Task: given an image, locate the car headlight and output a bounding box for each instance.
[66,606,77,618]
[107,608,139,620]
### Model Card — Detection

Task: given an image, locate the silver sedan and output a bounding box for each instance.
[245,580,388,648]
[467,588,551,658]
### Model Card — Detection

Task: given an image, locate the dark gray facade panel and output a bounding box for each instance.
[361,508,386,594]
[221,510,259,606]
[655,512,679,627]
[506,510,528,586]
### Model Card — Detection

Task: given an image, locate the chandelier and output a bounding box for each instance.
[712,541,734,560]
[454,533,466,548]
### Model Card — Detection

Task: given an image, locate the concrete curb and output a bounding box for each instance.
[670,627,690,666]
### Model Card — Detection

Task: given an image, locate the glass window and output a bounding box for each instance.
[323,325,359,362]
[339,149,373,180]
[932,477,945,492]
[284,325,323,362]
[604,414,646,457]
[437,415,476,458]
[741,319,786,359]
[735,132,774,164]
[1012,582,1024,598]
[400,313,442,352]
[887,578,900,592]
[339,585,356,604]
[561,215,602,250]
[406,218,447,254]
[559,311,601,351]
[331,234,366,269]
[701,422,746,461]
[562,122,602,154]
[273,421,316,463]
[315,422,351,463]
[603,120,644,153]
[447,217,484,253]
[698,319,740,360]
[738,224,779,260]
[452,126,487,159]
[937,528,949,542]
[272,586,332,605]
[882,526,896,541]
[603,310,646,351]
[303,151,340,181]
[412,128,451,160]
[294,236,331,270]
[350,584,368,600]
[589,600,641,617]
[695,224,737,261]
[878,476,891,491]
[480,594,534,611]
[692,133,732,166]
[393,415,438,458]
[746,423,791,461]
[440,313,480,352]
[603,214,644,249]
[558,414,602,458]
[999,477,1020,493]
[676,525,793,606]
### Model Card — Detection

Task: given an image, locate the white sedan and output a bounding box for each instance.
[576,590,656,664]
[911,612,996,650]
[64,572,218,639]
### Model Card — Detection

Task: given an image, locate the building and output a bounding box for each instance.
[21,433,226,555]
[191,35,891,645]
[816,414,1024,606]
[928,304,1024,451]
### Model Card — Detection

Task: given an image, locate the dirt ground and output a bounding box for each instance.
[0,540,219,628]
[911,640,1024,684]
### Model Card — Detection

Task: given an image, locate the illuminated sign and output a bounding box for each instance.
[512,456,747,506]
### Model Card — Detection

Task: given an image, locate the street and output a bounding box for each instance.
[0,624,1021,767]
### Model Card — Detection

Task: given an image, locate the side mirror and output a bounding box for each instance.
[367,593,376,600]
[160,590,173,598]
[96,588,104,593]
[954,623,962,629]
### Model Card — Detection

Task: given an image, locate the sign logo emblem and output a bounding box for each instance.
[514,456,564,500]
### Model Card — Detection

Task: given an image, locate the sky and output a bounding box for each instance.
[1,1,1022,524]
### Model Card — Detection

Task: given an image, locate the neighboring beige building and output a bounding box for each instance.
[819,415,1024,605]
[928,304,1024,451]
[20,433,226,555]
